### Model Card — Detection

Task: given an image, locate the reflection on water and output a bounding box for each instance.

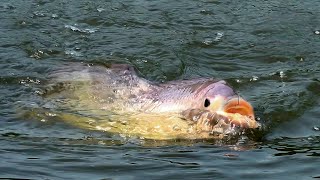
[1,0,320,179]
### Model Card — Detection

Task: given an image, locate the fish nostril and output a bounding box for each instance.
[204,98,210,107]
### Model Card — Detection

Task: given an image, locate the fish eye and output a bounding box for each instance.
[204,98,210,107]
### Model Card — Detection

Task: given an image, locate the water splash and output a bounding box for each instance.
[65,25,97,34]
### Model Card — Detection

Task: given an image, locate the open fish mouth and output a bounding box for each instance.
[186,97,260,135]
[223,97,255,121]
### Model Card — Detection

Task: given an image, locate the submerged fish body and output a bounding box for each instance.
[43,63,259,139]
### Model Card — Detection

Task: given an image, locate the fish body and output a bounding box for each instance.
[43,63,259,139]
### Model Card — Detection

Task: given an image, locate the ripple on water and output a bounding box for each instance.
[65,49,82,57]
[1,0,320,179]
[64,24,98,34]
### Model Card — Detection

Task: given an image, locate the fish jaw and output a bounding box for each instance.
[222,97,255,120]
[181,96,259,135]
[206,95,258,127]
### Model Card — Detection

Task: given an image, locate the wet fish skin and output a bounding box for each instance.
[46,63,259,135]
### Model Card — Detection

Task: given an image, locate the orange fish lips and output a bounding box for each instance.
[187,96,260,135]
[220,97,259,129]
[224,98,255,120]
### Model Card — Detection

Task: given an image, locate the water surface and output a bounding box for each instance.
[0,0,320,179]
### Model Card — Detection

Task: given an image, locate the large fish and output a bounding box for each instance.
[42,63,259,140]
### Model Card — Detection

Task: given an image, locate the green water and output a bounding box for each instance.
[0,0,320,179]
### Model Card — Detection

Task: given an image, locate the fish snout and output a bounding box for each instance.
[182,95,259,135]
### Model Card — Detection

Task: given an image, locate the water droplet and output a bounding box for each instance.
[119,134,126,138]
[65,50,82,57]
[86,119,95,125]
[97,8,105,12]
[51,14,58,18]
[200,9,213,15]
[30,50,45,59]
[120,120,127,125]
[33,11,46,17]
[172,125,181,131]
[108,122,116,126]
[65,25,77,31]
[295,56,305,62]
[85,28,97,33]
[65,25,97,33]
[224,153,239,157]
[203,38,213,45]
[98,141,106,145]
[214,32,224,41]
[202,33,224,45]
[250,76,258,81]
[47,113,56,117]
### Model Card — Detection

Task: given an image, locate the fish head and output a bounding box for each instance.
[201,81,254,118]
[184,80,259,134]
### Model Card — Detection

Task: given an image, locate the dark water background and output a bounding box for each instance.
[1,0,320,179]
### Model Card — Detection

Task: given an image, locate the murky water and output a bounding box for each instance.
[1,0,320,179]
